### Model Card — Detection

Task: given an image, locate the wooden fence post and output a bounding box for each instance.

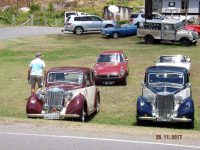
[12,14,16,26]
[30,14,34,26]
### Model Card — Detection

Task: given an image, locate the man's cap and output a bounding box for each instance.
[35,52,42,57]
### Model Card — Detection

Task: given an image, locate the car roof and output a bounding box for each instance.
[100,50,124,54]
[159,54,185,58]
[146,66,188,74]
[141,18,181,24]
[48,66,92,73]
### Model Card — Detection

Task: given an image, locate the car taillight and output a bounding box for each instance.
[129,18,133,23]
[67,23,72,26]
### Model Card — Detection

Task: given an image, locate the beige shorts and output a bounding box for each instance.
[30,75,43,88]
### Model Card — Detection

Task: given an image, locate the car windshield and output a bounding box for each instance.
[174,22,184,29]
[47,72,83,84]
[148,73,184,85]
[97,54,123,63]
[159,55,186,63]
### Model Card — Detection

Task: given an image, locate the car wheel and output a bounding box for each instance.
[105,24,113,28]
[79,107,86,122]
[112,32,119,39]
[96,95,100,113]
[184,120,194,129]
[192,41,197,45]
[144,35,155,44]
[121,78,127,86]
[180,38,191,46]
[74,27,83,35]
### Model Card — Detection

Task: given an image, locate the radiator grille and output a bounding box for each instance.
[46,88,64,110]
[156,94,174,117]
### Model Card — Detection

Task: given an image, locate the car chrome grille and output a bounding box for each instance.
[46,88,64,109]
[97,75,119,79]
[156,94,174,117]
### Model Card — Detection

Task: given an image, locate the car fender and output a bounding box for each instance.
[66,94,87,115]
[26,94,42,114]
[137,96,152,117]
[177,97,194,119]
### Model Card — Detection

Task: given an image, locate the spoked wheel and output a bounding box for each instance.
[74,27,83,35]
[79,107,86,122]
[112,32,119,39]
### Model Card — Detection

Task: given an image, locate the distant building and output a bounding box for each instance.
[103,6,133,20]
[152,0,200,15]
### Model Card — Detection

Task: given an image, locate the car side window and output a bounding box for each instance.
[164,24,174,30]
[85,73,92,87]
[91,16,101,21]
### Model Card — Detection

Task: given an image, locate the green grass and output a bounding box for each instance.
[0,33,200,130]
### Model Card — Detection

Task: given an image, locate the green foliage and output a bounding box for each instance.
[48,2,54,12]
[29,3,41,13]
[116,20,128,25]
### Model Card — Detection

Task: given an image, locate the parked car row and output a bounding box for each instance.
[26,51,194,128]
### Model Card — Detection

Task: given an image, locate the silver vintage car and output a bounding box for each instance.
[63,15,116,35]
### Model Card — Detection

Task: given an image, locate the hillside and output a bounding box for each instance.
[0,0,144,13]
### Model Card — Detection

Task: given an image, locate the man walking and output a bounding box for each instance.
[28,53,46,94]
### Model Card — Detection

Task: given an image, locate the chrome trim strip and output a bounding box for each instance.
[27,114,80,119]
[138,116,192,122]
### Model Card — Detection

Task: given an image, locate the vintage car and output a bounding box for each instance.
[26,67,100,122]
[137,66,194,128]
[101,24,137,38]
[155,55,191,73]
[184,25,200,36]
[94,50,128,85]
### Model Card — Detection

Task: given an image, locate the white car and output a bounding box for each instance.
[166,15,195,23]
[155,55,191,72]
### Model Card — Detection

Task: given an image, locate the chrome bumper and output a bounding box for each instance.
[138,116,192,122]
[27,113,80,119]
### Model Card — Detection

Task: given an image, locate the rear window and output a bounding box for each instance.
[141,14,145,18]
[66,17,71,21]
[65,13,76,17]
[130,14,138,18]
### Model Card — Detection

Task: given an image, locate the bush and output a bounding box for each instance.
[116,20,128,25]
[29,3,41,13]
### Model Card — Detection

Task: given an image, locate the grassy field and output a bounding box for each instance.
[0,33,200,130]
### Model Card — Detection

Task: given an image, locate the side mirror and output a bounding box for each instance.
[186,58,191,62]
[186,82,191,87]
[154,59,158,62]
[141,81,145,86]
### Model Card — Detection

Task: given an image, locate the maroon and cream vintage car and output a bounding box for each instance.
[94,50,129,85]
[26,67,100,122]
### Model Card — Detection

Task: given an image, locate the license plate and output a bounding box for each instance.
[104,81,115,85]
[44,113,59,120]
[157,117,172,122]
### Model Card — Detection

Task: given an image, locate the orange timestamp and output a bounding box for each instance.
[156,134,182,140]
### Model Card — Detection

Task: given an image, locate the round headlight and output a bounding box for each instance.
[148,94,155,103]
[42,104,49,112]
[65,91,73,100]
[120,70,126,76]
[175,96,183,104]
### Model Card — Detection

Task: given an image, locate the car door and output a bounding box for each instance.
[162,24,176,40]
[83,16,93,31]
[84,71,96,113]
[91,16,103,31]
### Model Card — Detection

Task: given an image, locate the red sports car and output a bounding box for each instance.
[26,67,100,122]
[94,50,129,85]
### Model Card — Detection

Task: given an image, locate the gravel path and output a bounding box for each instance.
[0,26,63,40]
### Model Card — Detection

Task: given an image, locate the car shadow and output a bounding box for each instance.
[133,121,193,129]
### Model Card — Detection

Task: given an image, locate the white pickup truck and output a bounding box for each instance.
[137,19,199,46]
